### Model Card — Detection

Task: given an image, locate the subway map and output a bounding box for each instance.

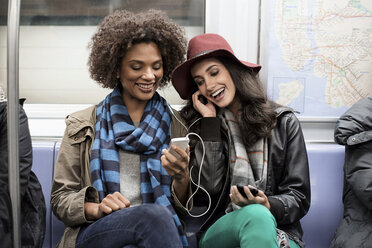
[267,0,372,116]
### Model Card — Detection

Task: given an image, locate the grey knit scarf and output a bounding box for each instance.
[219,108,291,247]
[218,108,268,211]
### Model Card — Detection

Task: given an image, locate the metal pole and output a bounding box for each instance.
[257,0,262,65]
[7,0,22,247]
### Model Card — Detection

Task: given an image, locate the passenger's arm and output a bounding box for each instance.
[344,142,372,211]
[268,114,311,225]
[84,192,131,220]
[50,127,98,227]
[18,105,33,197]
[333,97,372,210]
[0,104,33,197]
[164,108,192,210]
[190,117,227,196]
[162,145,191,206]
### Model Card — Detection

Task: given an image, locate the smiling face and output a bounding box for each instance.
[191,57,238,110]
[118,42,163,105]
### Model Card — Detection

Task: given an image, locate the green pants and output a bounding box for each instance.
[199,204,300,248]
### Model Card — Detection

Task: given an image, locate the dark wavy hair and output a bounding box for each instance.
[88,9,187,89]
[180,57,278,147]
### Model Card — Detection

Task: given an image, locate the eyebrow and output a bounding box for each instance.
[193,64,217,79]
[128,59,162,64]
[205,64,217,72]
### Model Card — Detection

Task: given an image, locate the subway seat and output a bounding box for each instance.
[32,141,344,248]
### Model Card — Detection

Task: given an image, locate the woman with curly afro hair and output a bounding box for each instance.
[51,9,190,248]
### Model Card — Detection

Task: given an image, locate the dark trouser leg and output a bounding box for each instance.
[76,204,182,248]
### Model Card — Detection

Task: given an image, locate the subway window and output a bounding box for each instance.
[0,0,205,104]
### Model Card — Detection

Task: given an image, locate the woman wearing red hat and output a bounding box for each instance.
[162,33,310,248]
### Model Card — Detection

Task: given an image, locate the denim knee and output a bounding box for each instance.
[76,204,180,248]
[135,204,182,247]
[139,204,174,224]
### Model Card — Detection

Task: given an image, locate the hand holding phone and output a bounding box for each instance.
[236,185,259,198]
[168,137,189,159]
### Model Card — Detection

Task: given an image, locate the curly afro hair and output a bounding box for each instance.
[88,9,187,89]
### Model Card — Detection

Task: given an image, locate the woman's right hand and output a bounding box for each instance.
[192,90,216,117]
[161,146,190,205]
[84,192,131,220]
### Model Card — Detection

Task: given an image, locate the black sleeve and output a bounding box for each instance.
[268,113,311,225]
[18,105,33,196]
[0,103,33,197]
[345,142,372,211]
[190,117,227,196]
[0,103,8,184]
[200,117,221,141]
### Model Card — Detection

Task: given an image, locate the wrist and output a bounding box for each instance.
[173,175,190,187]
[203,113,216,117]
[84,202,101,221]
[172,176,191,206]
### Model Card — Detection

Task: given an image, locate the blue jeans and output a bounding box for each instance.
[76,204,183,248]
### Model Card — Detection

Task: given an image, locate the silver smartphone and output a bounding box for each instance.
[168,137,189,159]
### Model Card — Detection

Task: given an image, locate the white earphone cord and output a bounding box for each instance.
[167,104,211,217]
[185,132,211,218]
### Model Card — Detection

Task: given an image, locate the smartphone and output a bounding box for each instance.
[198,95,208,105]
[236,185,259,198]
[168,137,189,159]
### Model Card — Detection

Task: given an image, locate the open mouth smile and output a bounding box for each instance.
[135,83,157,93]
[211,88,225,99]
[136,83,155,89]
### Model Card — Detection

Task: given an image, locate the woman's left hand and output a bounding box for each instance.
[230,185,271,210]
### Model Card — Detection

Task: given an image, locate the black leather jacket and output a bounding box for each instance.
[0,102,46,247]
[330,97,372,248]
[187,107,310,246]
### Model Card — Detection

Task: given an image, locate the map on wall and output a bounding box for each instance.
[267,0,372,117]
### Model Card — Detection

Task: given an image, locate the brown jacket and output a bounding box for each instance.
[51,105,188,247]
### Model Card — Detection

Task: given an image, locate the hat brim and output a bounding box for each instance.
[172,49,261,100]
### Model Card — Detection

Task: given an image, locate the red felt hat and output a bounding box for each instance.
[172,33,261,99]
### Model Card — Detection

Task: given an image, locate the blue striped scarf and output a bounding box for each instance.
[90,87,188,247]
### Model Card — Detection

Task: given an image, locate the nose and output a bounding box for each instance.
[141,67,156,81]
[205,79,215,92]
